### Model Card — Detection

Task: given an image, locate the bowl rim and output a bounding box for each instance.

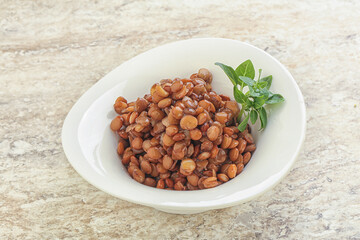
[62,38,306,211]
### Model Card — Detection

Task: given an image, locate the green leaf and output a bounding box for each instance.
[235,60,255,79]
[215,62,239,86]
[249,86,261,97]
[257,81,268,89]
[242,99,253,111]
[253,97,266,109]
[259,75,272,90]
[259,107,267,130]
[239,76,255,87]
[259,88,271,100]
[236,112,242,122]
[250,109,258,124]
[233,86,247,104]
[258,69,262,81]
[266,94,285,104]
[237,114,249,132]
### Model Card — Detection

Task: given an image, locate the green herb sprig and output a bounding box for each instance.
[215,60,284,132]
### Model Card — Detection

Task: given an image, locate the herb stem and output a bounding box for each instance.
[238,107,244,121]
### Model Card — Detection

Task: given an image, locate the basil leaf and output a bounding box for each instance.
[239,76,255,87]
[259,75,272,90]
[259,107,267,130]
[249,86,261,97]
[244,98,253,111]
[250,109,258,124]
[257,81,268,89]
[253,97,266,109]
[215,62,239,86]
[235,60,255,79]
[259,88,271,100]
[237,114,249,132]
[266,94,285,104]
[233,86,247,104]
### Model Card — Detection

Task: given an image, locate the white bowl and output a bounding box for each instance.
[62,38,306,214]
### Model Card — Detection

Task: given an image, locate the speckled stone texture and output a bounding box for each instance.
[1,0,359,239]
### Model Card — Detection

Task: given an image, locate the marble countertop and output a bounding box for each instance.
[1,0,359,239]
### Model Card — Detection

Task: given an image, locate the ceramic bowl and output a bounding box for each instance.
[62,38,306,214]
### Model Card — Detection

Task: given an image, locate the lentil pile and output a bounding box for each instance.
[110,68,256,190]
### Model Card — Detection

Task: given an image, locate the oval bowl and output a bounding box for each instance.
[62,38,306,214]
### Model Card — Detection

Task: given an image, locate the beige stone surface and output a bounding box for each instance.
[1,0,360,239]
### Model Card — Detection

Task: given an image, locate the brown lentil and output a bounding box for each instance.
[166,125,179,136]
[228,139,239,149]
[172,132,186,141]
[158,98,172,108]
[197,152,211,160]
[210,146,219,158]
[198,68,213,83]
[171,80,183,92]
[180,115,198,130]
[163,133,175,147]
[110,116,123,131]
[227,164,237,179]
[243,152,251,165]
[156,179,165,189]
[221,134,232,149]
[140,160,152,174]
[197,112,209,125]
[156,163,168,174]
[244,144,256,153]
[117,142,125,155]
[207,126,220,141]
[229,148,239,161]
[236,163,244,175]
[180,159,196,175]
[162,155,173,170]
[147,147,162,159]
[144,177,157,187]
[217,173,229,182]
[132,168,145,183]
[243,132,254,144]
[187,174,199,187]
[159,172,171,179]
[201,141,213,152]
[131,137,143,150]
[203,177,218,188]
[174,181,186,191]
[165,178,174,188]
[189,128,202,140]
[238,138,247,154]
[196,160,208,172]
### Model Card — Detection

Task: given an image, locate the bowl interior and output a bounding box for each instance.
[63,38,305,210]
